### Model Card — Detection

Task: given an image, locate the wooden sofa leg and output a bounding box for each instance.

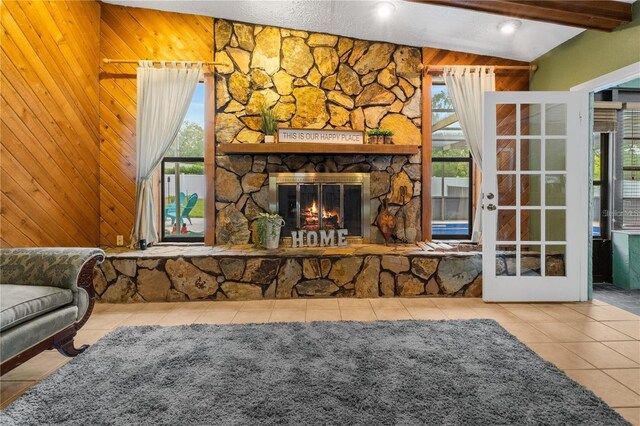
[52,326,89,357]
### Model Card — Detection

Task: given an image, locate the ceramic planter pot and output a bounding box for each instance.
[264,217,285,249]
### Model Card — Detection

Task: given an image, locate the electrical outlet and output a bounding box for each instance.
[116,235,124,246]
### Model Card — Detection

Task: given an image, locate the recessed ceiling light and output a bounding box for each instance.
[497,19,521,34]
[375,1,396,19]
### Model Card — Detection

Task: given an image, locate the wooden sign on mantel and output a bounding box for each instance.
[278,128,364,144]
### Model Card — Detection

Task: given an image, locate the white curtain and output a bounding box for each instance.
[443,66,495,243]
[131,60,202,248]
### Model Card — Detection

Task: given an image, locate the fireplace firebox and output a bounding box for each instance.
[269,173,371,243]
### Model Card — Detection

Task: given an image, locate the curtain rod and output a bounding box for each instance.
[102,58,221,66]
[426,64,537,74]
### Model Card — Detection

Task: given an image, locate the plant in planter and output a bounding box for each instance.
[381,129,394,144]
[260,103,277,143]
[367,129,382,144]
[254,212,285,249]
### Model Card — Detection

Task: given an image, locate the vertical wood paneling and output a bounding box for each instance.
[421,48,530,240]
[99,4,213,246]
[0,1,101,247]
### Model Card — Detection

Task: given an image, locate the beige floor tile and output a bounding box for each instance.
[135,302,180,312]
[92,303,114,313]
[407,307,448,320]
[615,407,640,426]
[603,341,640,364]
[369,298,405,310]
[537,306,594,322]
[602,321,640,340]
[499,322,553,343]
[155,309,203,326]
[119,311,168,326]
[82,312,132,330]
[1,351,69,381]
[399,298,437,309]
[274,299,308,310]
[306,309,341,322]
[499,303,538,309]
[194,310,237,325]
[239,300,276,311]
[591,299,610,306]
[531,322,594,342]
[0,381,35,409]
[340,308,377,322]
[564,321,636,342]
[338,298,372,309]
[178,301,220,311]
[75,328,111,346]
[441,308,484,320]
[472,308,523,322]
[565,369,640,407]
[568,306,639,321]
[306,299,339,310]
[269,310,306,323]
[231,310,271,324]
[431,298,477,309]
[507,308,557,323]
[102,303,143,313]
[527,343,595,370]
[604,369,640,394]
[204,301,245,311]
[562,342,640,369]
[374,309,412,321]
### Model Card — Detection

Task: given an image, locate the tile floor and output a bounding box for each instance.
[1,298,639,425]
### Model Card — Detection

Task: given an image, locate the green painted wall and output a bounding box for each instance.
[530,1,640,91]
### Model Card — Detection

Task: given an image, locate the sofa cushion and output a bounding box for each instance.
[0,284,73,332]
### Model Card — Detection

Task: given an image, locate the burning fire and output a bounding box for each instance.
[302,200,340,230]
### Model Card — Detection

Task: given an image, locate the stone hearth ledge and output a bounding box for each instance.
[94,244,489,302]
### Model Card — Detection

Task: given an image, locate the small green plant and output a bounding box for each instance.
[260,103,277,136]
[254,212,283,248]
[367,129,382,136]
[381,129,393,136]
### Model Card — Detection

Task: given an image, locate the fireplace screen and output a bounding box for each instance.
[269,173,370,242]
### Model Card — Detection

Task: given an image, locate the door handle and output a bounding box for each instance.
[487,204,497,211]
[486,193,495,200]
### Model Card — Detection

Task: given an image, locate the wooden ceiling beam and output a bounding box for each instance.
[408,0,633,32]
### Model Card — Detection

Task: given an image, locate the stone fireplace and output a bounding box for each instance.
[215,153,423,245]
[269,172,371,243]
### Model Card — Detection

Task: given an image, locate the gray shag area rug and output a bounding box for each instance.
[1,320,628,425]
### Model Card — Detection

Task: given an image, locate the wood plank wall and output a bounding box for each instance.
[99,4,213,246]
[1,1,101,247]
[421,48,530,240]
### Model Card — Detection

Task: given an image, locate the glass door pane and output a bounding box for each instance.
[163,161,205,240]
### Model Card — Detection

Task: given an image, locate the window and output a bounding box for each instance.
[613,109,640,229]
[161,83,205,242]
[431,84,473,239]
[592,133,609,237]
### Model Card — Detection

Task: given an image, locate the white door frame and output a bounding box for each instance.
[483,91,590,302]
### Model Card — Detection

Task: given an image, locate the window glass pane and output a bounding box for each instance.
[166,83,205,157]
[497,139,516,171]
[621,110,640,229]
[521,245,542,276]
[432,84,468,158]
[520,139,541,171]
[546,245,566,277]
[521,104,541,136]
[592,185,601,237]
[496,245,516,276]
[593,133,602,181]
[546,209,566,241]
[546,139,566,171]
[431,161,470,235]
[521,175,541,206]
[163,162,205,238]
[497,174,516,206]
[545,174,566,206]
[521,209,541,241]
[497,104,517,136]
[497,209,516,241]
[545,103,567,136]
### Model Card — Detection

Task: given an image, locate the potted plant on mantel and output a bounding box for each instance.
[382,129,394,144]
[366,129,381,144]
[260,103,277,143]
[254,212,285,249]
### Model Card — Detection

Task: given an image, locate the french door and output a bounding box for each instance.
[483,91,589,302]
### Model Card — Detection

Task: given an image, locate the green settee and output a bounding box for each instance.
[0,248,105,374]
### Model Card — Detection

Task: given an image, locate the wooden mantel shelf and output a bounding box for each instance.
[217,143,419,155]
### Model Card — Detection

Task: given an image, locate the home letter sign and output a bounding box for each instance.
[291,230,348,248]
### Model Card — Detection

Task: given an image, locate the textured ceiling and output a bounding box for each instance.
[102,0,589,61]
